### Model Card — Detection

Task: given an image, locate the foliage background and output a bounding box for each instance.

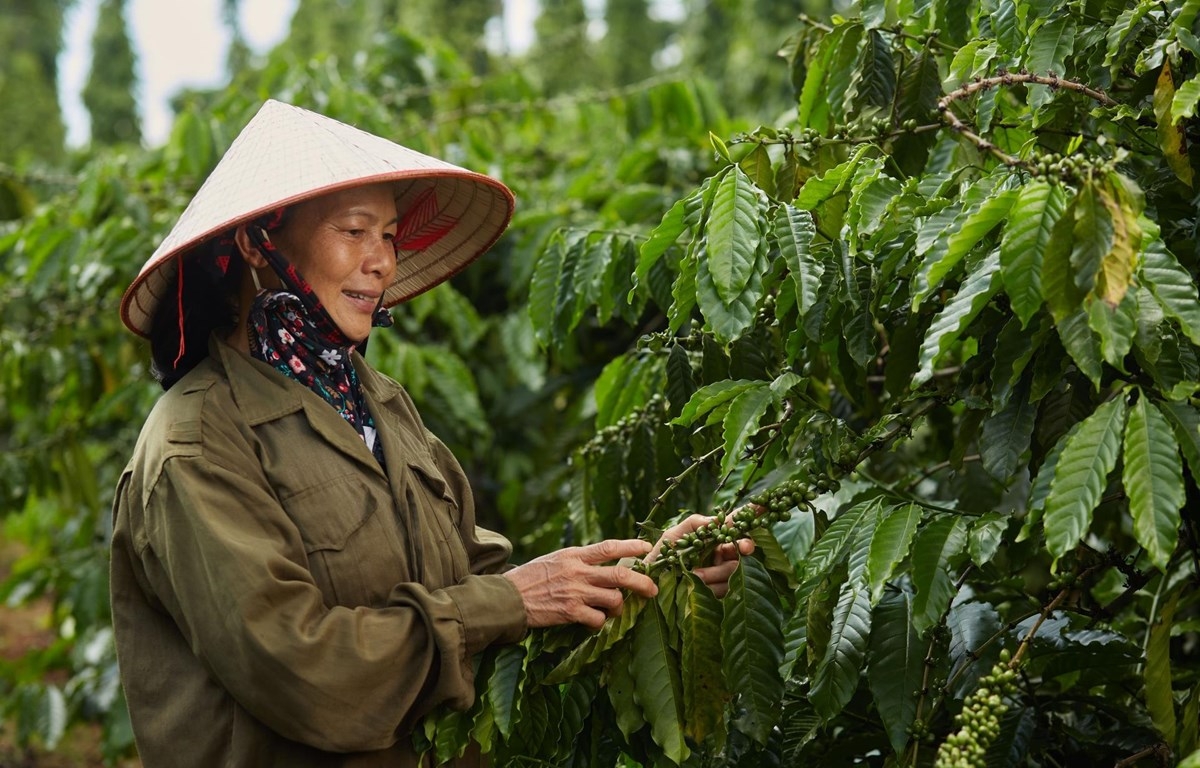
[3,0,1200,766]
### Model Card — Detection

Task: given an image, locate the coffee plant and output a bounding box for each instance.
[415,1,1200,765]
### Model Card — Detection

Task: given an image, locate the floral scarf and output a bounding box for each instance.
[206,210,394,463]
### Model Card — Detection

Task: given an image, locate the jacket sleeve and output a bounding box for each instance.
[134,405,526,753]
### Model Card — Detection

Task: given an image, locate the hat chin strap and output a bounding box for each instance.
[250,267,264,293]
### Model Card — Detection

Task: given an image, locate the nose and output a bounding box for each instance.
[364,236,397,279]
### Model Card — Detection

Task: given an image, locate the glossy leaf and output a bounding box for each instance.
[913,188,1016,307]
[673,379,761,428]
[544,595,646,684]
[486,644,527,738]
[631,600,688,764]
[1123,395,1184,570]
[1142,239,1200,347]
[866,503,923,599]
[867,589,923,756]
[1158,401,1200,480]
[775,203,822,317]
[678,574,727,746]
[910,515,969,633]
[721,384,776,477]
[1145,590,1179,743]
[804,498,881,583]
[707,166,764,305]
[1000,180,1067,327]
[810,579,872,719]
[1044,396,1127,558]
[980,381,1038,481]
[722,556,785,743]
[914,251,1003,385]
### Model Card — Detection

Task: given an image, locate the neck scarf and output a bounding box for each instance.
[205,210,395,462]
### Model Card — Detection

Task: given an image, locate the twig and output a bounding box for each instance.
[937,70,1118,171]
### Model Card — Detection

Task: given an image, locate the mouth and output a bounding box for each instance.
[343,290,382,311]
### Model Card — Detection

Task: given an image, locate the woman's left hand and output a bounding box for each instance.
[646,513,757,598]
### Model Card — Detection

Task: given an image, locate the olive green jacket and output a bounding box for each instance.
[110,338,527,767]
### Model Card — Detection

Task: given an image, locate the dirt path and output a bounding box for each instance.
[0,541,140,767]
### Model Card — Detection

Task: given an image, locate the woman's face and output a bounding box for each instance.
[270,183,399,342]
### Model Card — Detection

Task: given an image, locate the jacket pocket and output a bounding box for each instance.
[280,474,407,607]
[402,458,469,586]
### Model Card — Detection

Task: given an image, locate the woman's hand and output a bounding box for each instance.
[647,513,757,598]
[504,539,659,630]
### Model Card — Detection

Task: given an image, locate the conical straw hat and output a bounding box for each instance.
[120,99,514,338]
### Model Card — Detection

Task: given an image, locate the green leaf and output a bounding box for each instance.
[856,29,896,109]
[1172,74,1200,121]
[804,499,881,582]
[980,380,1038,481]
[1026,17,1076,109]
[486,644,527,738]
[1087,292,1136,370]
[1142,240,1200,347]
[1145,590,1179,743]
[913,189,1016,307]
[1041,193,1085,322]
[969,512,1010,565]
[795,145,872,210]
[1158,401,1200,480]
[544,595,646,684]
[530,231,569,348]
[1105,0,1154,68]
[810,579,873,719]
[673,379,761,428]
[668,246,699,333]
[910,515,969,634]
[678,573,728,746]
[798,23,866,133]
[1000,180,1067,327]
[1044,395,1128,558]
[1123,395,1184,571]
[1057,308,1104,387]
[721,384,776,477]
[775,204,823,317]
[1069,180,1115,297]
[605,638,645,741]
[868,590,924,756]
[722,556,785,743]
[867,503,923,599]
[631,600,689,764]
[708,166,766,305]
[696,240,763,344]
[914,251,1003,385]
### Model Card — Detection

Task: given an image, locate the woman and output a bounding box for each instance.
[110,100,747,767]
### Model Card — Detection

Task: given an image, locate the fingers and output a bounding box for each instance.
[581,538,653,563]
[505,543,658,629]
[589,563,658,599]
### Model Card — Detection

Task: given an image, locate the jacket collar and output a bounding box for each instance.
[210,335,402,479]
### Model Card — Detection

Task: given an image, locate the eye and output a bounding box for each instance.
[382,231,396,242]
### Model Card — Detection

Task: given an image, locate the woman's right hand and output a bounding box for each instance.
[503,539,659,630]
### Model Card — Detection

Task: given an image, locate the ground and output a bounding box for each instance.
[0,540,140,768]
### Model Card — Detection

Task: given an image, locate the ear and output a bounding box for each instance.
[234,225,269,268]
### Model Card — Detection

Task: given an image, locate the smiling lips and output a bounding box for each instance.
[343,290,381,311]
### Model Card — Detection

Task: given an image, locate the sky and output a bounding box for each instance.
[59,0,540,148]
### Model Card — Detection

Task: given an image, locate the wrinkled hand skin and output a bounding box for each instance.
[647,513,757,598]
[504,539,658,630]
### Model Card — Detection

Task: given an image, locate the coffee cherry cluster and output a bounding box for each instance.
[747,478,817,515]
[654,501,790,571]
[578,395,668,459]
[934,650,1019,768]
